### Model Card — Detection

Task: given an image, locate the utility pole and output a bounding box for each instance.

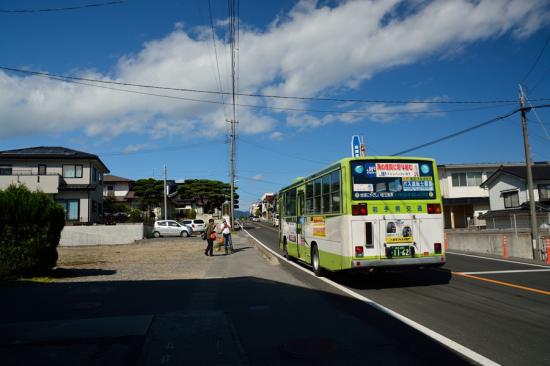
[519,85,540,260]
[163,164,167,221]
[229,119,235,226]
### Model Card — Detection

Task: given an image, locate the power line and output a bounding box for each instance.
[391,108,520,156]
[3,65,547,105]
[240,138,330,165]
[5,69,521,117]
[525,94,550,141]
[207,0,227,116]
[0,1,125,13]
[521,34,550,87]
[391,104,550,156]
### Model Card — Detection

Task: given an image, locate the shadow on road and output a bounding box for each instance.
[50,268,117,279]
[0,276,469,366]
[327,268,453,290]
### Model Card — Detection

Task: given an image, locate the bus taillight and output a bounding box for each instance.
[352,204,368,216]
[434,243,442,254]
[355,246,364,257]
[427,204,441,214]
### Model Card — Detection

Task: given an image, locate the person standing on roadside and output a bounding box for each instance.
[221,219,234,254]
[204,218,216,256]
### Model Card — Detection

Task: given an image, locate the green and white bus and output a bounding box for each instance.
[278,156,445,275]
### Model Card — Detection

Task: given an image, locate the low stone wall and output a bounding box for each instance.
[446,230,535,259]
[60,223,148,246]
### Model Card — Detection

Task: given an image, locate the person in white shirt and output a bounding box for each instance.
[221,219,234,254]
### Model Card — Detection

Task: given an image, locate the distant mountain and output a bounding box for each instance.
[234,210,249,218]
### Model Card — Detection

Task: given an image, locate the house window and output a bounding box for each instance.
[63,164,83,178]
[503,191,519,208]
[58,199,80,221]
[92,167,97,182]
[0,164,12,175]
[38,164,47,175]
[466,172,482,186]
[452,172,481,187]
[539,184,550,202]
[107,185,114,191]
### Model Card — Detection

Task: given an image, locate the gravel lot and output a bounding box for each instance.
[54,236,217,282]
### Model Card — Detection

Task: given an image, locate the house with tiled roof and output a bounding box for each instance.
[480,162,550,229]
[0,146,110,223]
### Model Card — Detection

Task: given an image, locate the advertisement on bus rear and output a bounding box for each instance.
[351,160,436,200]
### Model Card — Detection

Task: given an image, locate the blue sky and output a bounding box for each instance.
[1,0,549,209]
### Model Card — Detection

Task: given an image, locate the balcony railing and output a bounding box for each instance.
[0,172,61,194]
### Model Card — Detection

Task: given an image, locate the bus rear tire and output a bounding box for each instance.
[312,245,323,277]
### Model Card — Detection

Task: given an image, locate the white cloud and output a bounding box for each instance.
[269,131,284,140]
[123,143,155,153]
[252,174,264,181]
[0,0,547,140]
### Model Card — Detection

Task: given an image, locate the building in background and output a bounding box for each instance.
[480,163,550,230]
[0,146,109,224]
[261,193,275,221]
[103,175,136,208]
[249,202,261,217]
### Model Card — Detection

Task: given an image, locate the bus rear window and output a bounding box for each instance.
[351,160,436,200]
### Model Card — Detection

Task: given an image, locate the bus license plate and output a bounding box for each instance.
[390,246,411,257]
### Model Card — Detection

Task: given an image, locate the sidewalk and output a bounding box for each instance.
[0,232,470,365]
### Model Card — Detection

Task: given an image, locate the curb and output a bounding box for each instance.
[237,231,279,265]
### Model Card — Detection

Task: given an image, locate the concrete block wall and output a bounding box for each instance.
[60,223,146,246]
[446,230,534,259]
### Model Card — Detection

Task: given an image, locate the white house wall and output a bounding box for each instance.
[488,174,528,210]
[438,168,492,199]
[103,182,130,197]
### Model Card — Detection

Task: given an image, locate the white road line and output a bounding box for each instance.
[458,269,550,275]
[242,228,500,366]
[447,251,550,269]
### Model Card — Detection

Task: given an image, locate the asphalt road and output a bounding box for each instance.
[242,220,550,366]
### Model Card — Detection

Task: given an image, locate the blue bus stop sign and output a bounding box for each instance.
[351,135,361,157]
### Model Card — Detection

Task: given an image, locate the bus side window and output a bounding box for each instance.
[365,222,374,248]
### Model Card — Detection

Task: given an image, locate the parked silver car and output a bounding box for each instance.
[153,220,192,238]
[179,219,206,233]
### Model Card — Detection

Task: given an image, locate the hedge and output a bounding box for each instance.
[0,185,66,279]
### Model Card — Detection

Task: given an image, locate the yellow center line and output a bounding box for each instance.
[453,272,550,296]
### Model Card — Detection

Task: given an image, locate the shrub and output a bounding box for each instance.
[184,209,197,219]
[128,208,143,223]
[0,185,65,279]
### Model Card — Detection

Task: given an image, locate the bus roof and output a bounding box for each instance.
[279,155,437,193]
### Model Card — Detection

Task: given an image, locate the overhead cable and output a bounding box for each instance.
[3,65,548,105]
[521,34,550,87]
[391,108,520,156]
[0,1,125,13]
[29,72,516,117]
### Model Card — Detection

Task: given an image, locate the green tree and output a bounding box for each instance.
[0,185,65,279]
[103,195,130,214]
[177,179,239,214]
[133,178,164,218]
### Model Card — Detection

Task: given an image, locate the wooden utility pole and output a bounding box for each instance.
[519,85,540,260]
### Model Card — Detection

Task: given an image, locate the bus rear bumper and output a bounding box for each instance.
[350,255,445,269]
